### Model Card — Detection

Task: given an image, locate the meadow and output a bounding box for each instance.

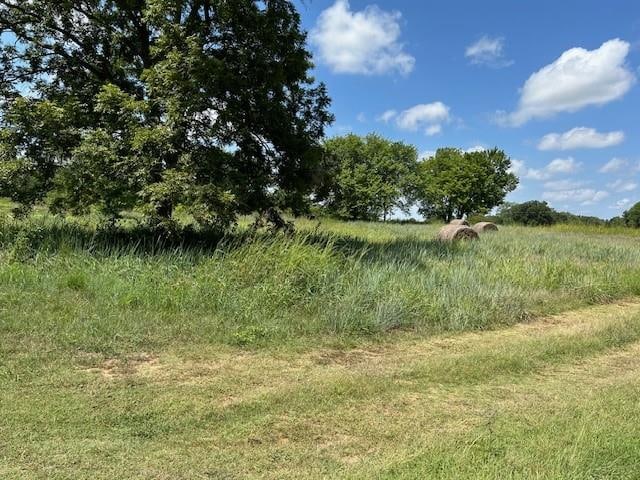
[2,201,640,478]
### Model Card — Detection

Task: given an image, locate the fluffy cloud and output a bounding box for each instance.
[611,198,632,209]
[395,102,451,135]
[543,189,609,205]
[543,179,587,190]
[524,169,550,181]
[508,159,527,176]
[425,124,442,136]
[498,39,635,126]
[377,110,397,123]
[599,157,629,173]
[512,157,582,181]
[546,157,582,174]
[607,179,638,192]
[465,35,512,67]
[310,0,415,75]
[538,127,624,151]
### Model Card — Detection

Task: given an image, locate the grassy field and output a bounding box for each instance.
[2,203,640,478]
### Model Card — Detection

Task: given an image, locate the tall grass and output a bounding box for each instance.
[3,207,640,478]
[1,213,640,352]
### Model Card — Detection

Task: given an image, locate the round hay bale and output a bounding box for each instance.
[437,225,479,242]
[472,222,499,233]
[449,219,469,226]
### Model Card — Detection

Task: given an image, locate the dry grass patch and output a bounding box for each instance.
[79,352,160,379]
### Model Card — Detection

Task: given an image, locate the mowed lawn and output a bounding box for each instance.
[3,303,640,479]
[2,207,640,478]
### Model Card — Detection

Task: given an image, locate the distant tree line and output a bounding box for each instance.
[488,200,640,228]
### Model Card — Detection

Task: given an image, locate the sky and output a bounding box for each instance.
[295,0,640,219]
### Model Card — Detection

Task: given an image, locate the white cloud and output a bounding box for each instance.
[310,0,415,75]
[465,35,512,67]
[425,124,442,136]
[377,109,397,123]
[515,157,582,181]
[395,102,451,135]
[508,159,527,176]
[396,103,450,129]
[356,112,367,123]
[498,39,635,126]
[543,179,587,190]
[599,157,628,173]
[607,179,638,192]
[543,189,609,205]
[465,145,486,153]
[524,168,550,181]
[546,157,581,174]
[611,198,632,209]
[538,127,624,151]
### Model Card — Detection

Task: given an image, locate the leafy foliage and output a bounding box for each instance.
[623,201,640,228]
[319,134,417,221]
[554,210,608,226]
[414,148,517,222]
[497,201,617,227]
[0,0,333,227]
[497,201,557,226]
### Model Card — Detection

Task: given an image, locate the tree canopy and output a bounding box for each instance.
[0,0,333,226]
[319,134,417,221]
[497,201,557,226]
[623,201,640,228]
[414,148,517,222]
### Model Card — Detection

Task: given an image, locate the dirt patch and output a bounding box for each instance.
[80,352,160,379]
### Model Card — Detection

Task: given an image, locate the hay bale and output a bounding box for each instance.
[437,224,479,242]
[449,219,469,226]
[472,222,499,233]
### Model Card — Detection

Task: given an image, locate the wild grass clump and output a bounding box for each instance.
[1,214,640,351]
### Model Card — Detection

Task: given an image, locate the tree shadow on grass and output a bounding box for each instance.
[301,230,466,268]
[0,219,230,258]
[0,217,466,266]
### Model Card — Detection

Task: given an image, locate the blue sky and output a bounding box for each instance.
[295,0,640,218]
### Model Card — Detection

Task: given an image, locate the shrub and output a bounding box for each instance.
[498,201,556,226]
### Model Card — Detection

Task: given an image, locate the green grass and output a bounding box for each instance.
[3,302,640,478]
[2,209,640,478]
[1,213,640,351]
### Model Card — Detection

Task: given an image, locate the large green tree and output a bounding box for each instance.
[319,134,417,221]
[0,0,333,226]
[414,148,517,222]
[623,201,640,228]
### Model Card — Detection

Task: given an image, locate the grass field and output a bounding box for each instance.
[2,203,640,478]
